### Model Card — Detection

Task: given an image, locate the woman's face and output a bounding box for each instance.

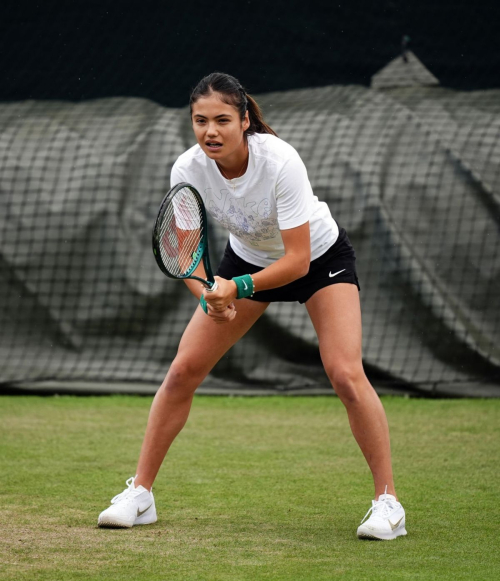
[191,93,250,165]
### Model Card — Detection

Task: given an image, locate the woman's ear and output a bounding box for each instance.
[242,111,250,132]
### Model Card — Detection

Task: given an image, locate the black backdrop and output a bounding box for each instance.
[1,0,499,106]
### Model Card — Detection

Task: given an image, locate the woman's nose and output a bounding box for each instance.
[206,122,218,136]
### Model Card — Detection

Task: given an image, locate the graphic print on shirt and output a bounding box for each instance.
[204,188,279,247]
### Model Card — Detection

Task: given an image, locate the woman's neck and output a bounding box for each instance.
[216,142,249,180]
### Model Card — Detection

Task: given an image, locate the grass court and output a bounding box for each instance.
[1,395,499,580]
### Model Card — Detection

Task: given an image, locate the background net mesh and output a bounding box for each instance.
[1,1,499,396]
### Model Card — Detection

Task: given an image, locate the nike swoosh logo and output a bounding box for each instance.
[389,516,404,530]
[242,280,248,290]
[137,503,153,517]
[329,269,346,278]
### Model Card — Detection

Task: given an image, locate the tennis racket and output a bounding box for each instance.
[152,182,218,292]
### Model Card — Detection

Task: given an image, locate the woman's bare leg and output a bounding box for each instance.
[306,284,396,500]
[134,299,269,490]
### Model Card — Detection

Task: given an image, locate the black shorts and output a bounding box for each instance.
[216,227,360,304]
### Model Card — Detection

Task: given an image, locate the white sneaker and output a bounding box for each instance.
[357,491,407,540]
[98,476,157,528]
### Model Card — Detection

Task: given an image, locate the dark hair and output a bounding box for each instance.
[189,72,277,137]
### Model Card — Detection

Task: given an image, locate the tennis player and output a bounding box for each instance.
[98,72,407,540]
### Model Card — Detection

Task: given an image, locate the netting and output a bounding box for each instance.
[1,2,499,396]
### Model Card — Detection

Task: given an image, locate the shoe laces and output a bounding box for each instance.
[360,486,397,524]
[110,476,140,505]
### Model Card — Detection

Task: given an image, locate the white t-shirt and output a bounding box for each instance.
[170,133,338,267]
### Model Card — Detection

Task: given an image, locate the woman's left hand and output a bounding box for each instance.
[203,276,238,311]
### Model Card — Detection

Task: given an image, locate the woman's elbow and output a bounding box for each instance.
[286,250,311,279]
[297,256,311,278]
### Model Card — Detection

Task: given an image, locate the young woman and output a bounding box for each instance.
[98,73,407,540]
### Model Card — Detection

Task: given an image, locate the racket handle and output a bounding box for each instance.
[200,280,217,314]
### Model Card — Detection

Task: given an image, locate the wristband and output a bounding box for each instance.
[199,294,208,314]
[232,274,255,299]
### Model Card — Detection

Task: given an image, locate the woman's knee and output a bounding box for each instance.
[324,363,368,406]
[161,358,207,398]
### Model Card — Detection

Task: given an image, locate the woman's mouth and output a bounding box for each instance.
[206,141,222,151]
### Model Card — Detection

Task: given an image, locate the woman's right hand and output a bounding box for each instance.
[206,302,237,324]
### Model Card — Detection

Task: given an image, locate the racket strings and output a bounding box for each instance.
[159,187,204,277]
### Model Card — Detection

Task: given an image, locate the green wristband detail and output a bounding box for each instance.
[200,294,208,314]
[232,274,254,299]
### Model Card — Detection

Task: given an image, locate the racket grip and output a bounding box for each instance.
[200,280,216,314]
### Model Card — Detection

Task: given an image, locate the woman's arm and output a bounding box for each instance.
[252,221,311,291]
[204,221,311,311]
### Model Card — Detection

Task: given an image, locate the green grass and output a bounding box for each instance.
[1,395,499,580]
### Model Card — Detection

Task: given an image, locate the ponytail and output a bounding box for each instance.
[190,72,277,137]
[245,94,277,137]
